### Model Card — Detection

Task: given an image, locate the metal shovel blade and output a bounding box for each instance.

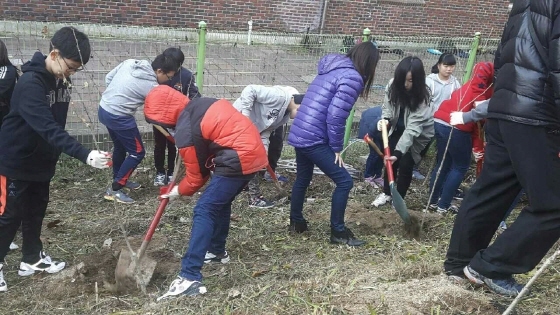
[389,182,411,225]
[115,249,157,293]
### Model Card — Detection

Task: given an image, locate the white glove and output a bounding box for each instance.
[160,185,180,201]
[449,112,464,126]
[377,119,389,131]
[86,150,111,169]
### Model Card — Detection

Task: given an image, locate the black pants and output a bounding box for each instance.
[383,134,415,198]
[0,176,49,263]
[444,119,560,279]
[153,126,177,176]
[0,105,9,129]
[268,125,284,171]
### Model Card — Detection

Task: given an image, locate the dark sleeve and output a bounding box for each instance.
[550,3,560,106]
[0,65,17,100]
[186,73,201,99]
[17,77,90,163]
[181,68,201,99]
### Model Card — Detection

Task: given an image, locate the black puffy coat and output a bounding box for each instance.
[488,0,560,128]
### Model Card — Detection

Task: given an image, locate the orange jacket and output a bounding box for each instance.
[145,85,268,196]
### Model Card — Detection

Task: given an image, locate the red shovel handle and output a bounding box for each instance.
[380,120,395,183]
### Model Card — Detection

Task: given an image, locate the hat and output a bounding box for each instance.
[292,94,305,104]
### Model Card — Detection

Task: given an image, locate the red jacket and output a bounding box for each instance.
[145,85,268,196]
[434,62,494,133]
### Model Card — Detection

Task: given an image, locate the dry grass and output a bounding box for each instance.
[1,146,559,315]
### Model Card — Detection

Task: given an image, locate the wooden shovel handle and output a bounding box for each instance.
[380,120,395,183]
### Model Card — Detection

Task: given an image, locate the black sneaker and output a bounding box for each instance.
[288,219,308,233]
[249,196,274,209]
[453,189,465,201]
[204,251,230,264]
[330,227,366,246]
[463,265,524,297]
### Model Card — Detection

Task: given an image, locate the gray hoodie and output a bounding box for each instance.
[462,99,489,123]
[99,59,158,116]
[425,73,461,114]
[233,85,292,151]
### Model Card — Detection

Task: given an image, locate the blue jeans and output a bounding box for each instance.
[358,107,383,178]
[429,122,472,209]
[180,175,252,281]
[290,144,353,232]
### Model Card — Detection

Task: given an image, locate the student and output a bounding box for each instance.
[152,47,201,186]
[0,39,18,126]
[98,54,180,203]
[0,27,110,292]
[287,41,380,246]
[143,85,268,299]
[413,53,461,180]
[372,56,433,207]
[233,84,303,208]
[358,106,384,188]
[445,0,560,297]
[429,62,494,214]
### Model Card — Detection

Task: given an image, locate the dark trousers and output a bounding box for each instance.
[153,126,176,176]
[444,119,560,279]
[268,125,284,171]
[382,134,415,198]
[107,126,146,190]
[0,176,49,263]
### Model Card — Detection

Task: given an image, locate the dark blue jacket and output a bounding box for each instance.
[165,66,201,99]
[288,54,363,152]
[0,52,90,181]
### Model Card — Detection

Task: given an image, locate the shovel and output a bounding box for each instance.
[380,121,420,238]
[114,126,181,292]
[266,164,288,201]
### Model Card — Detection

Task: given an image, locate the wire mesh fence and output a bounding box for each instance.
[0,20,499,156]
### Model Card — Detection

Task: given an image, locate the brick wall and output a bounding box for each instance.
[1,0,509,37]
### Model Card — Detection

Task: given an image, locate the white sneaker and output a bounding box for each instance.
[0,263,6,292]
[153,172,167,186]
[18,251,66,276]
[204,251,230,264]
[9,242,19,250]
[372,193,392,207]
[157,276,207,301]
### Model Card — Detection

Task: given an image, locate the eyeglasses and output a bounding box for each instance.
[165,72,174,81]
[60,56,83,73]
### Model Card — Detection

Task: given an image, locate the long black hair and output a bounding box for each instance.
[346,41,380,99]
[431,53,456,74]
[388,56,430,112]
[0,39,13,67]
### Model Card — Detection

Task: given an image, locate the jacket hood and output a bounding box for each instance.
[318,54,356,76]
[468,62,494,99]
[144,85,190,128]
[22,51,52,78]
[130,60,157,81]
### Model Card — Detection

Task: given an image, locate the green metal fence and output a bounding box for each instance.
[0,20,499,155]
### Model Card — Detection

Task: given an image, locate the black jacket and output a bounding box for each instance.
[0,51,90,181]
[488,0,560,127]
[0,64,17,109]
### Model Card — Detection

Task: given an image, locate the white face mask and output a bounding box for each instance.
[508,3,513,13]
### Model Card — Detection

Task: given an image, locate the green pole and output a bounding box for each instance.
[462,32,481,83]
[196,21,207,94]
[342,27,371,159]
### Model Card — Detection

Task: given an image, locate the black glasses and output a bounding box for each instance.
[165,72,174,81]
[60,56,83,72]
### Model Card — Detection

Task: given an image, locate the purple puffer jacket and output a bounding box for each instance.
[288,54,363,152]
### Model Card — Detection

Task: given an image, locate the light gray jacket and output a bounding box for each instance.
[425,73,461,114]
[233,85,291,151]
[99,59,158,116]
[382,79,434,163]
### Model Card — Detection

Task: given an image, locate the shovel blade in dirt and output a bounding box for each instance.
[388,182,411,224]
[115,248,157,292]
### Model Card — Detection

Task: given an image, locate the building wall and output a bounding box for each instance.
[1,0,510,37]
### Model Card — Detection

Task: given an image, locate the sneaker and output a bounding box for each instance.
[453,189,465,200]
[18,251,66,276]
[364,177,378,188]
[156,276,207,301]
[9,242,19,250]
[447,274,469,285]
[412,169,425,180]
[0,263,6,292]
[263,171,288,183]
[167,175,174,184]
[372,193,392,207]
[372,177,384,188]
[464,265,524,297]
[288,219,308,233]
[124,181,142,190]
[436,205,459,215]
[204,251,230,264]
[424,203,438,213]
[104,188,135,204]
[249,196,274,209]
[330,227,366,246]
[153,172,167,186]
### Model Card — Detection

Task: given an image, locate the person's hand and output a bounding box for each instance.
[86,150,111,169]
[160,185,180,201]
[384,155,397,164]
[334,152,345,168]
[473,151,484,163]
[377,119,389,131]
[449,112,464,126]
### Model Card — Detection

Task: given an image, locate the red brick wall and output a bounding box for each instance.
[1,0,509,37]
